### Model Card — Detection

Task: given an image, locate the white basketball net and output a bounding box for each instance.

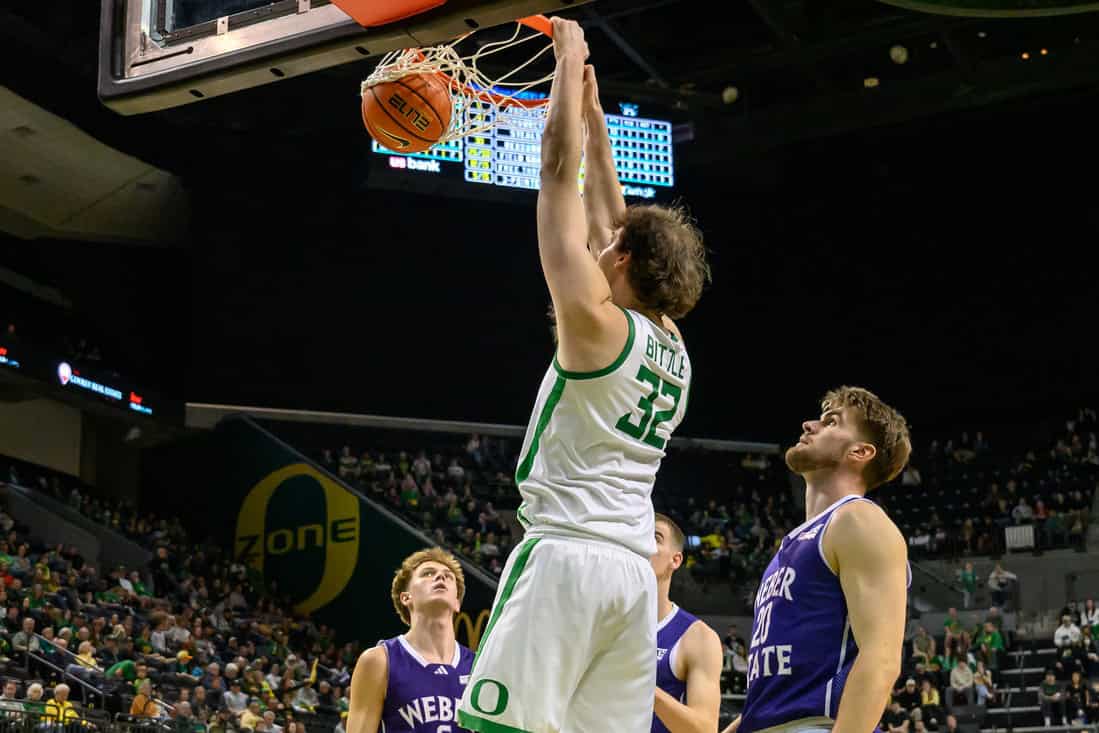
[360,21,555,144]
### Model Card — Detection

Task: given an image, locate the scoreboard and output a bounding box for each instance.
[369,98,676,201]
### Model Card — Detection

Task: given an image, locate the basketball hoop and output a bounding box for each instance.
[360,15,555,146]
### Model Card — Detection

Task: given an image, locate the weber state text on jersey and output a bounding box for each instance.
[515,306,690,557]
[739,495,910,732]
[653,605,699,733]
[380,636,474,732]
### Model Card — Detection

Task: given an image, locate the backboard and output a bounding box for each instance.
[98,0,589,115]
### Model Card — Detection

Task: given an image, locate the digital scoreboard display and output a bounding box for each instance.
[367,98,676,202]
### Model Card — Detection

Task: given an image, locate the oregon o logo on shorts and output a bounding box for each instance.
[234,463,359,615]
[469,679,510,716]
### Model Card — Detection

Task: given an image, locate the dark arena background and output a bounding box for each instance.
[2,0,1099,731]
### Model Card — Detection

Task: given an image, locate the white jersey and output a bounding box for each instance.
[514,306,691,557]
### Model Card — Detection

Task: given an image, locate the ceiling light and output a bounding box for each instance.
[929,41,939,49]
[722,86,740,104]
[978,31,987,38]
[864,77,880,88]
[1021,52,1030,60]
[1040,48,1049,55]
[890,45,909,64]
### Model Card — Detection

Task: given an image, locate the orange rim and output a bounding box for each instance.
[517,14,553,37]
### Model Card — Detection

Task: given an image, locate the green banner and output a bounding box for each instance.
[212,417,498,649]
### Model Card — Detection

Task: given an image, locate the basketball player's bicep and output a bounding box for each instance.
[348,648,386,733]
[684,625,724,728]
[831,509,907,669]
[537,176,612,319]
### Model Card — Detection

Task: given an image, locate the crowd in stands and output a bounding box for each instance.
[313,407,1097,618]
[5,461,193,553]
[877,600,1099,731]
[0,479,361,733]
[879,408,1098,560]
[318,435,519,578]
[891,605,1012,732]
[315,434,798,602]
[653,451,797,607]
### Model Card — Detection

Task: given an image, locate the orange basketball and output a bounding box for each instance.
[362,73,452,153]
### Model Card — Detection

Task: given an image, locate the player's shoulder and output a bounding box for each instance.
[681,618,724,671]
[685,617,721,644]
[356,642,390,671]
[683,617,722,655]
[555,300,632,373]
[831,496,902,539]
[825,498,906,565]
[353,644,390,693]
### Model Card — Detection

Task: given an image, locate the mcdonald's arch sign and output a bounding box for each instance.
[454,609,491,650]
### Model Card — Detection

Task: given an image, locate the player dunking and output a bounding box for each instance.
[723,387,912,733]
[348,548,474,733]
[456,17,709,733]
[651,513,724,733]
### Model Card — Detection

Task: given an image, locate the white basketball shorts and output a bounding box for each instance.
[457,533,657,733]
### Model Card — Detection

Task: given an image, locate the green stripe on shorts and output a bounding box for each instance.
[470,537,540,671]
[458,709,532,733]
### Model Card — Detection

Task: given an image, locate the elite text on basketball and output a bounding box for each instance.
[387,92,432,132]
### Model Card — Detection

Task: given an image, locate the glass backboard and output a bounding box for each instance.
[98,0,587,115]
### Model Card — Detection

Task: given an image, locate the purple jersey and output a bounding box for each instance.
[739,495,910,732]
[380,635,475,733]
[652,605,700,733]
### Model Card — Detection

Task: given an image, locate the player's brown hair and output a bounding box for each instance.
[390,548,465,626]
[654,512,685,552]
[620,204,710,320]
[821,386,912,490]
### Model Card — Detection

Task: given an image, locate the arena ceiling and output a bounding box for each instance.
[4,0,1099,170]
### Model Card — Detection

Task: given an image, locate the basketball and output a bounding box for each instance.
[362,73,452,153]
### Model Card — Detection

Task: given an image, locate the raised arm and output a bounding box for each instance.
[538,18,628,372]
[653,622,724,733]
[580,64,627,256]
[346,646,387,733]
[823,502,908,733]
[719,716,741,733]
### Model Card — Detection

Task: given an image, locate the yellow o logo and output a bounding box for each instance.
[234,463,359,615]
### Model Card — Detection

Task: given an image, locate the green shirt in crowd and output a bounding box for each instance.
[978,630,1004,651]
[107,659,138,682]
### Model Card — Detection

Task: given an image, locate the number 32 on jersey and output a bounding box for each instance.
[615,365,682,450]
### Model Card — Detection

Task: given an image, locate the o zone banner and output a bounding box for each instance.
[213,417,499,647]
